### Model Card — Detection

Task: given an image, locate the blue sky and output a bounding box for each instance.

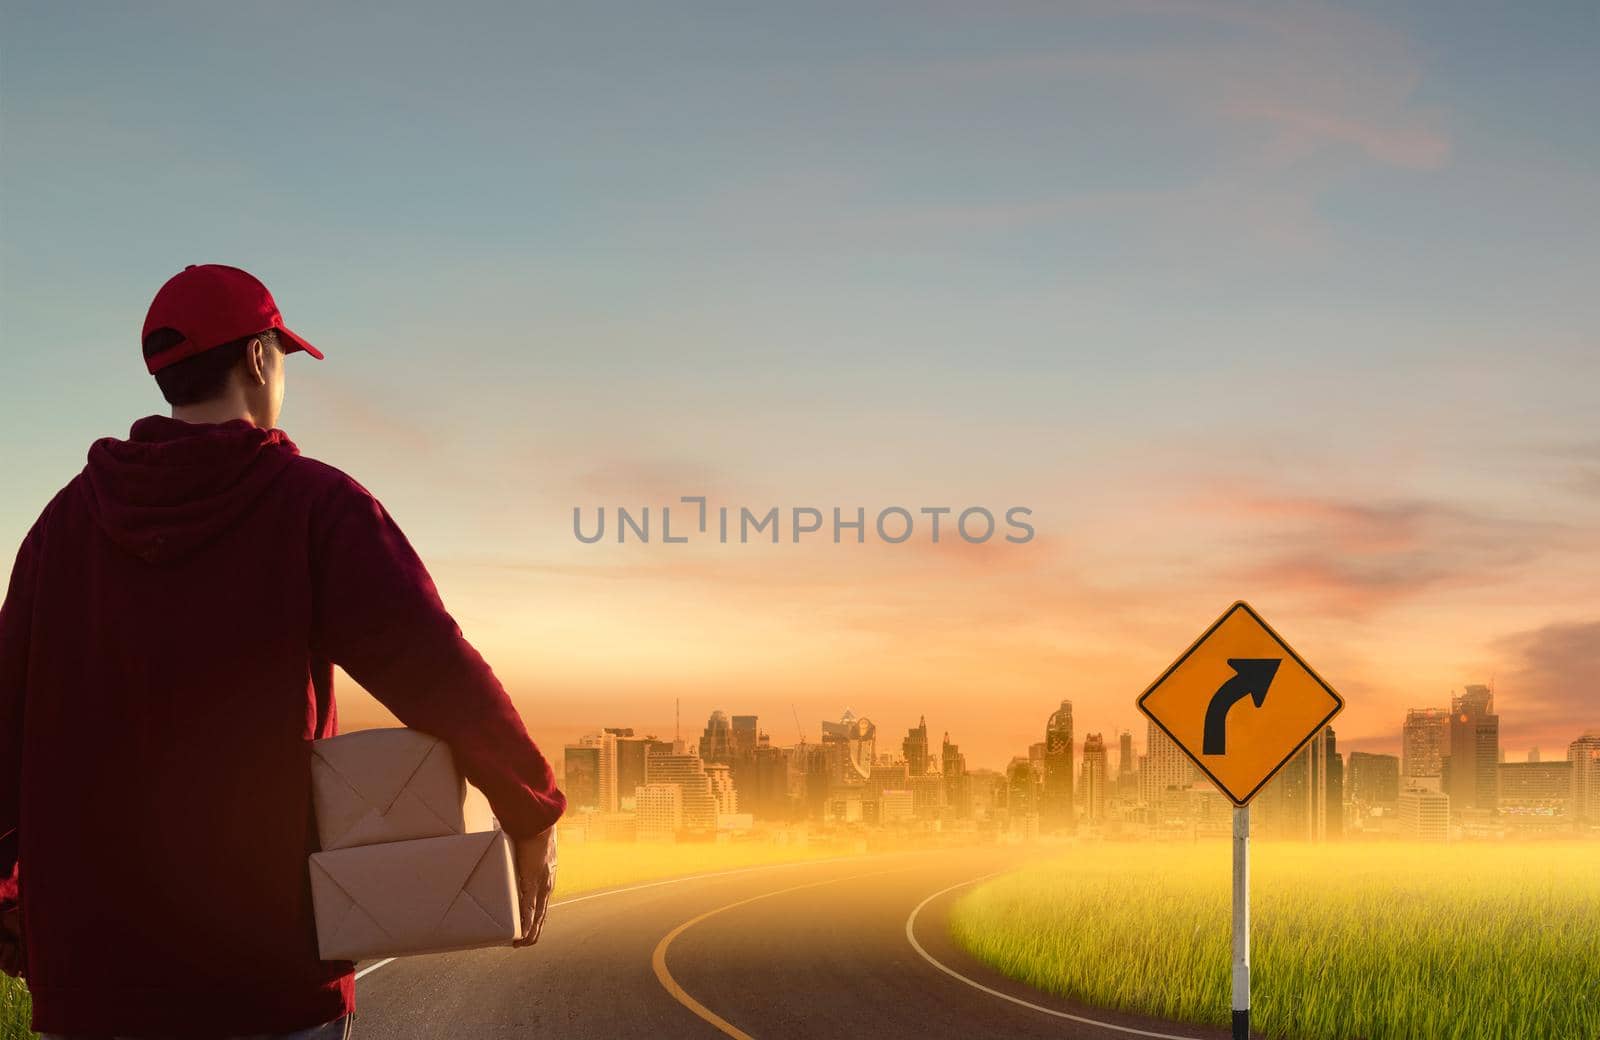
[3,2,1597,765]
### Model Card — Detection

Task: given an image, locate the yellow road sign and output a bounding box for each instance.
[1136,601,1344,807]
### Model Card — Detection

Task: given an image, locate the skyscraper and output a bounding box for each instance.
[645,743,720,832]
[820,710,875,783]
[1043,700,1074,826]
[1080,732,1108,821]
[1447,685,1500,813]
[730,714,759,758]
[942,732,971,819]
[698,709,733,765]
[1347,751,1401,811]
[1140,718,1194,811]
[1321,726,1344,840]
[635,783,684,840]
[579,730,619,813]
[704,762,738,816]
[1402,708,1449,779]
[1569,732,1600,826]
[745,741,795,821]
[1006,756,1041,818]
[563,742,600,811]
[1116,729,1138,799]
[1259,726,1342,840]
[614,733,669,811]
[903,715,931,776]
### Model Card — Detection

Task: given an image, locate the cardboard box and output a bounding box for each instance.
[309,829,521,960]
[311,728,492,851]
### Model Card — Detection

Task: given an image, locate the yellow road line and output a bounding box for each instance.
[356,853,871,983]
[651,865,923,1039]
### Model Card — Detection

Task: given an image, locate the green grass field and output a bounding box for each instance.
[0,835,847,1038]
[948,841,1600,1040]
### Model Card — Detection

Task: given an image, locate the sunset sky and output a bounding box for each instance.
[3,2,1597,770]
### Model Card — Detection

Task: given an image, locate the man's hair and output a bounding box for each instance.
[142,327,276,406]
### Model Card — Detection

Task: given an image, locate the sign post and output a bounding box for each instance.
[1136,601,1344,1040]
[1232,804,1249,1040]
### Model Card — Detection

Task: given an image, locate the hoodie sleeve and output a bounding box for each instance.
[308,477,565,839]
[0,524,39,900]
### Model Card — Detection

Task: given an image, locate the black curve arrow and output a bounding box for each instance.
[1203,658,1281,755]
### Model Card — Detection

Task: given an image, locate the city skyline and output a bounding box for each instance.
[547,687,1599,844]
[354,680,1562,777]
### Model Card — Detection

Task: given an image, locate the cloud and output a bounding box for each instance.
[1491,620,1600,747]
[712,1,1449,257]
[869,1,1449,169]
[1194,492,1569,616]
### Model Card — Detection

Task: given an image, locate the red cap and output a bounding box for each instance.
[142,264,324,374]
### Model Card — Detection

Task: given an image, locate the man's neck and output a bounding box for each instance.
[170,395,258,427]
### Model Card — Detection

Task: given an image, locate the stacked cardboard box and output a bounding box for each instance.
[307,728,521,960]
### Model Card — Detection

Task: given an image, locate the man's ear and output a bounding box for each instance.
[244,337,268,386]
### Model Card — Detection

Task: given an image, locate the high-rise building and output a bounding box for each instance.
[645,742,719,831]
[699,709,733,765]
[1042,700,1074,826]
[563,743,600,811]
[1116,729,1139,800]
[1402,708,1449,779]
[967,768,1004,820]
[1347,751,1401,811]
[1006,756,1042,819]
[941,732,971,819]
[1568,732,1600,825]
[1080,732,1108,822]
[595,731,619,813]
[1140,718,1194,810]
[909,773,946,818]
[614,734,669,811]
[1498,761,1571,812]
[636,783,684,840]
[743,742,795,820]
[730,715,759,757]
[1398,787,1450,841]
[705,762,738,816]
[1447,685,1499,813]
[903,716,931,776]
[820,710,875,783]
[1321,727,1344,840]
[1256,726,1340,840]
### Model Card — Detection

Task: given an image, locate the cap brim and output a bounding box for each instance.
[276,325,325,360]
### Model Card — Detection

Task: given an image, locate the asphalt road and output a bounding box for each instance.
[354,846,1231,1039]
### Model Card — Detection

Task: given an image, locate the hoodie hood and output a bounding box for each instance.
[82,415,300,565]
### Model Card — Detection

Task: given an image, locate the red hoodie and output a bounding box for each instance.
[0,416,565,1036]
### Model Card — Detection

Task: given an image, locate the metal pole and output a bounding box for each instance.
[1232,803,1250,1040]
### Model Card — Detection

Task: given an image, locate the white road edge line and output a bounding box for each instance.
[903,873,1206,1040]
[353,852,868,982]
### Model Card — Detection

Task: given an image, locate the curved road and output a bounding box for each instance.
[355,846,1228,1039]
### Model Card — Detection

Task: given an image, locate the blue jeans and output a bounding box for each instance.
[42,1016,351,1040]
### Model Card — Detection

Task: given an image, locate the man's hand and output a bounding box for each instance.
[0,902,22,979]
[511,826,557,947]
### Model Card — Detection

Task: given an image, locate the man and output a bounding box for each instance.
[0,264,565,1038]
